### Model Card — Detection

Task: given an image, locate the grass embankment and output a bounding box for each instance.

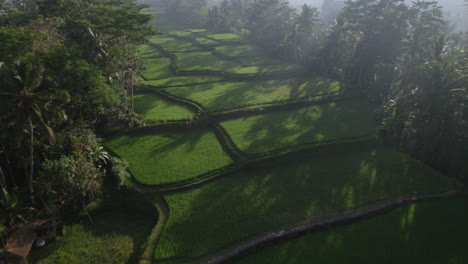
[215,45,265,58]
[149,36,201,53]
[141,57,173,80]
[163,77,341,110]
[195,37,220,46]
[138,44,162,58]
[175,51,301,74]
[132,93,195,121]
[206,33,243,43]
[105,130,233,185]
[155,148,455,260]
[143,76,224,87]
[220,100,375,155]
[241,199,468,264]
[29,177,154,264]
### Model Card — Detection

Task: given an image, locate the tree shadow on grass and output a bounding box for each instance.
[156,147,454,260]
[28,174,155,264]
[239,198,468,264]
[220,100,376,155]
[165,78,342,111]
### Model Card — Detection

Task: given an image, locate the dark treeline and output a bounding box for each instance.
[161,0,467,180]
[0,0,154,226]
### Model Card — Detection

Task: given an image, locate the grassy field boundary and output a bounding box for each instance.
[187,191,467,264]
[139,194,170,264]
[140,86,206,112]
[210,123,249,162]
[145,41,306,80]
[190,31,244,45]
[122,137,376,194]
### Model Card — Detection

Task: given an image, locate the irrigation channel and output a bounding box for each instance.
[102,7,468,264]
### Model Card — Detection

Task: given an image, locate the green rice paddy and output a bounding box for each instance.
[138,44,162,58]
[241,199,468,264]
[109,9,467,264]
[105,131,233,185]
[141,57,173,80]
[207,33,243,43]
[215,45,265,58]
[221,100,376,155]
[149,36,201,52]
[163,77,341,110]
[195,37,221,46]
[143,76,225,87]
[155,148,454,259]
[132,93,195,121]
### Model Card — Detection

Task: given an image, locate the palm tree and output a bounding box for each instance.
[0,61,69,196]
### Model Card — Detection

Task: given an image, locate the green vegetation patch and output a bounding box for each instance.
[143,76,224,87]
[142,57,173,80]
[241,199,468,264]
[155,148,454,259]
[195,37,221,46]
[207,33,243,43]
[149,36,201,52]
[138,44,162,58]
[29,178,154,264]
[168,31,193,38]
[236,56,282,66]
[132,93,195,121]
[164,77,341,110]
[175,51,239,71]
[220,100,375,155]
[189,29,208,33]
[105,130,233,185]
[175,51,301,74]
[215,45,264,58]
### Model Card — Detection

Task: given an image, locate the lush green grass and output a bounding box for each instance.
[29,177,154,264]
[188,29,208,33]
[236,56,282,66]
[220,100,376,155]
[155,148,454,259]
[175,51,301,74]
[143,76,224,87]
[138,44,162,58]
[241,199,468,264]
[163,77,341,110]
[168,31,193,38]
[207,33,243,43]
[105,130,233,185]
[141,57,174,80]
[175,51,240,72]
[195,37,220,46]
[132,93,195,121]
[215,45,264,58]
[149,36,201,52]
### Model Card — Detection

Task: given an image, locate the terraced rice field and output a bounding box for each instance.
[149,36,202,52]
[221,100,376,155]
[241,199,468,264]
[141,57,173,80]
[155,148,454,259]
[106,8,468,264]
[207,33,243,43]
[215,45,265,58]
[132,93,195,121]
[143,76,224,87]
[163,77,341,110]
[105,130,233,185]
[138,44,163,58]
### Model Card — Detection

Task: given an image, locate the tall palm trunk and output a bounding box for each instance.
[28,115,34,195]
[0,166,7,203]
[131,70,134,114]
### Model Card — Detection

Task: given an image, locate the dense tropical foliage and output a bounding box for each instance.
[0,0,154,226]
